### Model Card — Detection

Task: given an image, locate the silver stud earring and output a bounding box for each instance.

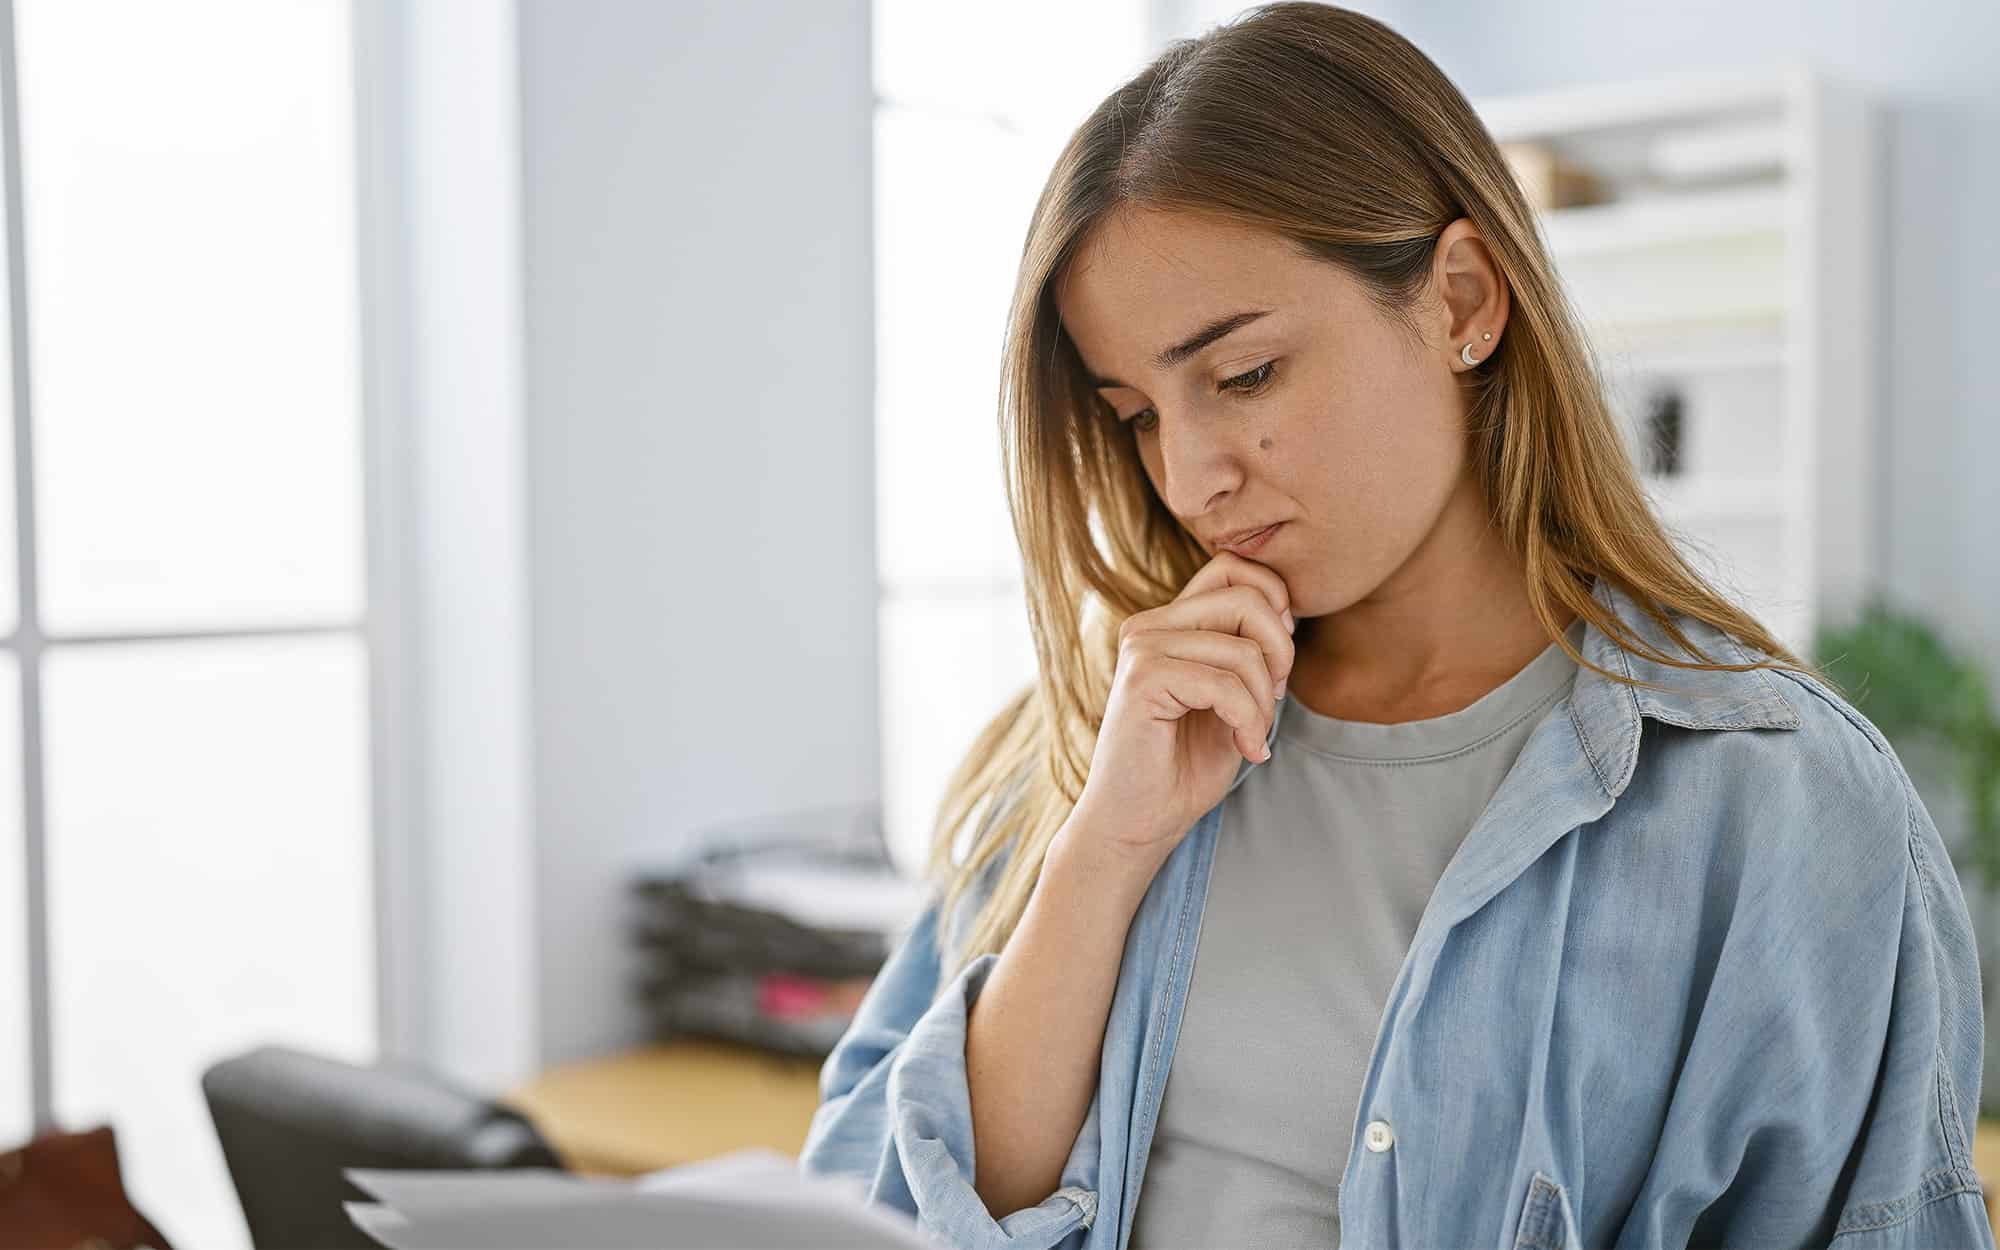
[1460,331,1493,366]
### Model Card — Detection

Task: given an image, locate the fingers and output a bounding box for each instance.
[1107,550,1300,765]
[1177,550,1293,633]
[1121,582,1296,697]
[1135,651,1272,762]
[1121,629,1278,758]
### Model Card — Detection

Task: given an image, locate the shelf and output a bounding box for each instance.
[1472,62,1808,143]
[1540,184,1790,258]
[1600,339,1794,377]
[1475,66,1879,652]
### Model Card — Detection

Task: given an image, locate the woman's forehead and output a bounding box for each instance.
[1062,208,1295,299]
[1056,213,1361,373]
[1062,218,1280,332]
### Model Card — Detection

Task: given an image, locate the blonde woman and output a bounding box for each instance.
[799,5,1991,1248]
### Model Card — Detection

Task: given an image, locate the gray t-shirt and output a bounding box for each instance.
[1128,617,1586,1249]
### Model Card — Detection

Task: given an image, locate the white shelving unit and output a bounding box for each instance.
[1473,64,1881,658]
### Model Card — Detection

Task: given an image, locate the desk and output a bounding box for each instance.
[1978,1119,2000,1227]
[509,1047,2000,1236]
[502,1038,824,1176]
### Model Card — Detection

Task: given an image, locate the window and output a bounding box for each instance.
[2,3,377,1247]
[871,2,1154,871]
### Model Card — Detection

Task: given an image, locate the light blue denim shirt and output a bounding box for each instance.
[799,577,1993,1249]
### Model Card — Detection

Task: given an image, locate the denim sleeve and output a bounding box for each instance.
[1822,772,1993,1247]
[796,878,1103,1250]
[1680,750,1993,1247]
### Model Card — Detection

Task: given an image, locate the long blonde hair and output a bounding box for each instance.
[922,1,1835,982]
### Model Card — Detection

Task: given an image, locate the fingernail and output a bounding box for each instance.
[1282,609,1296,633]
[1275,678,1287,700]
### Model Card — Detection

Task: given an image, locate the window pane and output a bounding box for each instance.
[879,592,1036,873]
[17,0,363,634]
[874,0,1147,127]
[873,5,1152,878]
[0,657,24,1144]
[874,106,1040,588]
[0,97,18,641]
[45,634,375,1250]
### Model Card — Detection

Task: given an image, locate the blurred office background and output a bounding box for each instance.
[0,1,1993,1245]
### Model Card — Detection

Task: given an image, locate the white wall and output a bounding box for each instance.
[515,0,880,1064]
[360,0,540,1087]
[369,0,878,1079]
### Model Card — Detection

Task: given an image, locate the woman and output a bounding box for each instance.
[799,5,1990,1248]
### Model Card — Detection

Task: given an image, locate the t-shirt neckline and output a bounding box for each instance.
[1276,616,1586,763]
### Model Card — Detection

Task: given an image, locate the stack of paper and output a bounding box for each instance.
[344,1147,938,1249]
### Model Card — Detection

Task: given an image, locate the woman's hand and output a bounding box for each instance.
[1066,552,1296,867]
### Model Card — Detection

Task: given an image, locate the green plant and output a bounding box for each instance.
[1814,595,2000,890]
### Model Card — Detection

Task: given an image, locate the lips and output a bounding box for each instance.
[1216,522,1283,556]
[1212,522,1280,547]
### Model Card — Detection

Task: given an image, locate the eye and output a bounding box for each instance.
[1108,360,1278,436]
[1102,397,1158,433]
[1219,360,1278,396]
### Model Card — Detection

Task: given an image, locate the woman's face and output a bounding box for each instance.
[1053,205,1502,621]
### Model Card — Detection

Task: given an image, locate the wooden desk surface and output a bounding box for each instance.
[1977,1118,2000,1227]
[510,1045,2000,1236]
[503,1037,825,1177]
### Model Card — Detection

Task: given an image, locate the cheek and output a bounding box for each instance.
[1136,437,1167,492]
[1293,401,1458,519]
[1275,401,1363,487]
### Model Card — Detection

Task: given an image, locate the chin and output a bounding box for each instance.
[1281,581,1333,620]
[1287,577,1374,623]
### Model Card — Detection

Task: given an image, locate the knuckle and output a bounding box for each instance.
[1120,629,1154,659]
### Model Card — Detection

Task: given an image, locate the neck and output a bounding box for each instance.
[1288,471,1576,724]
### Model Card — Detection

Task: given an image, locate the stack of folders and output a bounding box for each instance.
[629,801,931,1057]
[344,1147,938,1249]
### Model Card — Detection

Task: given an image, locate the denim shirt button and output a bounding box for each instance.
[1363,1119,1395,1153]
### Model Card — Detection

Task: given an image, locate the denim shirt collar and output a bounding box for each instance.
[1568,576,1803,792]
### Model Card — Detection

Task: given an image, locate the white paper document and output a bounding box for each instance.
[344,1148,939,1249]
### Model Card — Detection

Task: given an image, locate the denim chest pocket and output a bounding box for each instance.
[1513,1170,1582,1250]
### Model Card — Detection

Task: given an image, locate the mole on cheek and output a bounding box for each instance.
[1259,436,1274,450]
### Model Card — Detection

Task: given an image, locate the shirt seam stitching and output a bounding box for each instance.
[1904,794,1977,1172]
[1831,1164,1985,1235]
[1567,693,1615,795]
[1125,812,1207,1249]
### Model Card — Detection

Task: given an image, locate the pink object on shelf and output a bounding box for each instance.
[758,973,832,1018]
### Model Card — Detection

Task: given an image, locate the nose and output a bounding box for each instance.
[1153,403,1244,522]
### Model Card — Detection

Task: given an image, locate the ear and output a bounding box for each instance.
[1430,217,1509,371]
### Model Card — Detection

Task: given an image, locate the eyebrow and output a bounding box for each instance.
[1084,308,1275,390]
